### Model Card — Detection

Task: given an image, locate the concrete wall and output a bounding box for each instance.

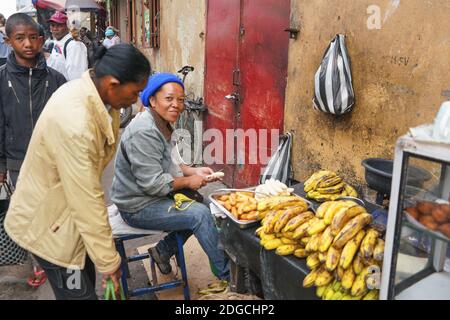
[285,0,450,188]
[139,0,207,99]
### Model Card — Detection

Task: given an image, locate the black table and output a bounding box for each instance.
[218,183,382,300]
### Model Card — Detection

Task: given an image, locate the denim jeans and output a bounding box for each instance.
[120,198,230,280]
[33,254,98,300]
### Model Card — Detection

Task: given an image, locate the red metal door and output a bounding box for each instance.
[234,0,290,187]
[204,0,290,187]
[204,0,241,186]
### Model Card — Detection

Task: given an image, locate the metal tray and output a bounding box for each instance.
[209,188,314,229]
[209,189,259,229]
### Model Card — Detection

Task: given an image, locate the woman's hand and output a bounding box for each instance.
[101,265,122,293]
[187,175,207,190]
[192,167,214,178]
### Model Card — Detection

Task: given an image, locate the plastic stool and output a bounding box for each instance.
[114,233,190,300]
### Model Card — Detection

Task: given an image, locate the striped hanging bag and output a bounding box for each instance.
[313,34,355,115]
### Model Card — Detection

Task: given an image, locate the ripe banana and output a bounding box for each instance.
[352,255,364,275]
[303,268,321,288]
[264,210,285,234]
[293,217,318,239]
[263,238,283,250]
[294,248,308,258]
[300,237,311,246]
[281,237,296,245]
[259,233,276,241]
[318,251,327,263]
[373,239,385,261]
[307,218,328,236]
[316,201,333,219]
[274,206,305,233]
[332,213,373,249]
[315,181,346,194]
[324,201,352,225]
[339,229,366,269]
[336,265,345,281]
[330,205,365,236]
[325,246,341,271]
[307,191,341,202]
[256,210,269,220]
[282,211,314,233]
[282,231,295,240]
[261,210,277,227]
[257,196,300,211]
[315,267,334,287]
[305,232,322,252]
[317,175,343,188]
[318,226,335,253]
[255,226,264,237]
[344,184,358,197]
[351,267,370,297]
[359,228,379,259]
[306,253,321,269]
[304,170,337,192]
[276,244,296,256]
[359,229,379,259]
[272,200,308,211]
[362,290,379,300]
[341,266,356,291]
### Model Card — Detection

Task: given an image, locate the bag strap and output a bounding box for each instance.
[63,38,74,59]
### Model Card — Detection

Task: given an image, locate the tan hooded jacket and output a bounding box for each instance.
[5,71,121,273]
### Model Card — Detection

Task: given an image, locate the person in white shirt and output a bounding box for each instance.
[46,11,88,81]
[103,28,120,49]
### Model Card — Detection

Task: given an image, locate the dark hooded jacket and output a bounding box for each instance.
[0,52,66,172]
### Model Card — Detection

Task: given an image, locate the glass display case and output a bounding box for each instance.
[380,135,450,300]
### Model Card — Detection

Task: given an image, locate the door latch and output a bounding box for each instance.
[225,93,240,102]
[284,27,300,40]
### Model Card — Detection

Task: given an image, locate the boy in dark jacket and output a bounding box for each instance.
[0,13,66,186]
[0,13,66,289]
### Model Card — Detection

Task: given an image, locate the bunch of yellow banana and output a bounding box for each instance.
[304,170,359,202]
[316,279,380,300]
[257,198,385,300]
[256,207,312,254]
[292,200,385,300]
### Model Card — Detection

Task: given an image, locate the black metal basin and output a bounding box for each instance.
[361,158,432,197]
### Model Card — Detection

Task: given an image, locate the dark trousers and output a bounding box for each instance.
[33,254,98,300]
[8,170,19,188]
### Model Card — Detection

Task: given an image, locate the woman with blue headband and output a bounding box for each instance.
[111,73,230,283]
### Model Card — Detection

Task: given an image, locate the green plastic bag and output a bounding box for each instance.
[104,279,126,300]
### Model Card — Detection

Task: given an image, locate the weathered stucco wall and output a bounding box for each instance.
[285,0,450,187]
[139,0,206,99]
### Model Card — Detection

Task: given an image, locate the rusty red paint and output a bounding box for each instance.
[205,0,290,187]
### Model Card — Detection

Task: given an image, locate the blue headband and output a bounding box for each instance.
[140,73,184,108]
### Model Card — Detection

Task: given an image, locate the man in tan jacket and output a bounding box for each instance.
[5,44,150,300]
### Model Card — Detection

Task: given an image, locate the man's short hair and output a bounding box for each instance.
[5,13,39,37]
